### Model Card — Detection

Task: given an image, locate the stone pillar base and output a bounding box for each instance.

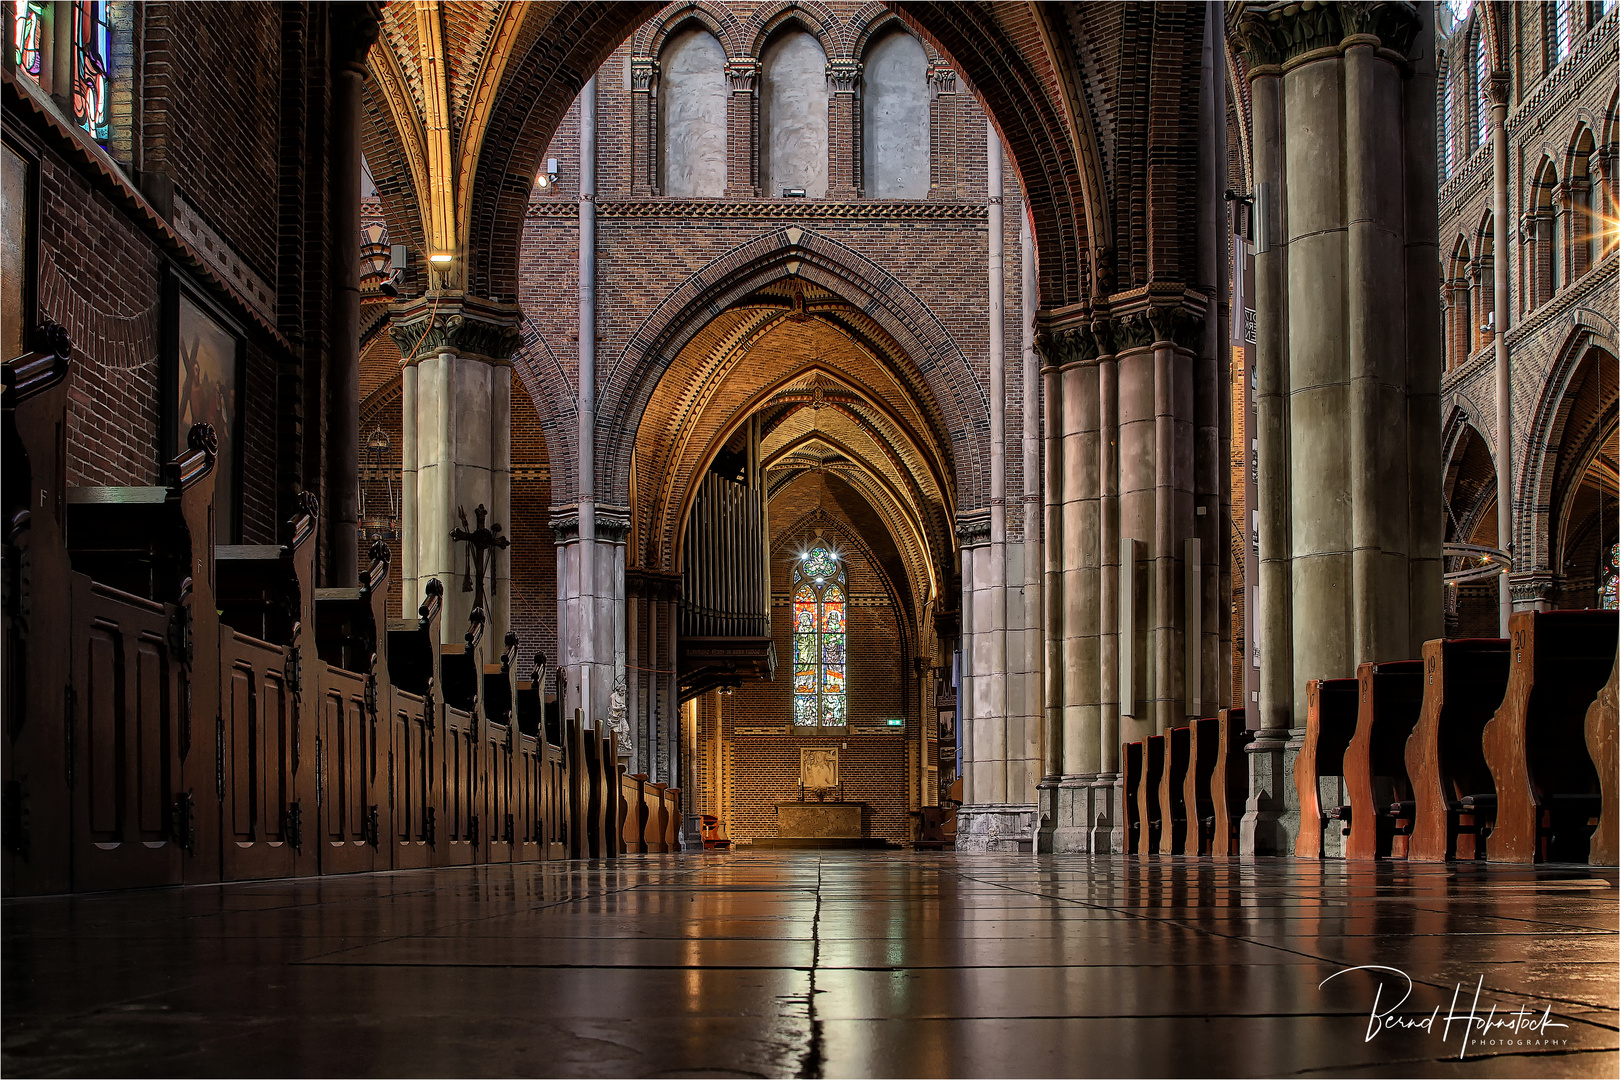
[1049,775,1094,853]
[1035,779,1062,853]
[955,803,1037,853]
[1240,727,1298,855]
[1091,772,1120,854]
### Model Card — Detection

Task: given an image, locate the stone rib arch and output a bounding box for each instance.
[633,1,746,59]
[1515,321,1620,573]
[745,0,846,60]
[599,226,981,516]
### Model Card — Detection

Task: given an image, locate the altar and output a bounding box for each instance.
[746,748,894,848]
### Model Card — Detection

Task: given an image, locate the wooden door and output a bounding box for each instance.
[318,667,378,874]
[220,632,298,880]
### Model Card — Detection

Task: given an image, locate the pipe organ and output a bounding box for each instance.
[677,417,775,699]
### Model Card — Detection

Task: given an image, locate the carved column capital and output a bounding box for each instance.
[725,57,760,93]
[926,62,957,93]
[389,293,523,365]
[826,59,862,95]
[631,56,659,93]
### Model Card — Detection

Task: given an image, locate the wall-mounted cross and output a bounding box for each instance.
[450,503,510,615]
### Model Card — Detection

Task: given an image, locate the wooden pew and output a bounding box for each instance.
[3,328,74,895]
[440,609,485,864]
[214,493,317,881]
[64,423,221,890]
[1483,610,1617,864]
[1295,678,1358,858]
[1344,659,1425,860]
[664,786,682,851]
[311,543,392,874]
[645,780,670,854]
[386,579,444,870]
[1211,708,1250,856]
[481,632,521,864]
[1122,741,1143,854]
[622,773,648,853]
[1586,654,1618,867]
[1404,638,1510,862]
[1139,735,1164,855]
[1182,717,1219,856]
[1158,725,1190,855]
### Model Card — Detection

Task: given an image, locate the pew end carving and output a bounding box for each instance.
[1296,679,1358,859]
[1404,638,1509,862]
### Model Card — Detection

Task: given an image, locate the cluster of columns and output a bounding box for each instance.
[389,295,522,655]
[1232,0,1443,853]
[954,125,1047,852]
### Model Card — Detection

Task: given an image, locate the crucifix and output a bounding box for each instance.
[449,503,510,614]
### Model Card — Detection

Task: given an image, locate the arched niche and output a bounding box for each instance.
[760,29,828,198]
[659,26,727,197]
[862,28,929,199]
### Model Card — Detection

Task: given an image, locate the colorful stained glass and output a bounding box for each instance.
[72,1,110,142]
[789,544,848,726]
[13,1,44,76]
[1602,543,1619,611]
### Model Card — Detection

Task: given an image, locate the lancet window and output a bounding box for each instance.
[792,545,847,726]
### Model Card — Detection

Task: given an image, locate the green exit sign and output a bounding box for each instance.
[885,717,904,727]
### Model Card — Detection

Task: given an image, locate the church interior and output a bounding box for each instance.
[2,0,1617,1076]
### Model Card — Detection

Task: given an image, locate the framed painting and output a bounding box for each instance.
[167,282,243,543]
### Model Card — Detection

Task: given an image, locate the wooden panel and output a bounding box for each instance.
[1404,638,1509,862]
[1183,718,1218,856]
[1344,660,1424,860]
[1586,655,1618,867]
[1295,679,1358,859]
[1122,742,1142,855]
[230,665,256,839]
[70,579,183,891]
[1157,726,1190,855]
[318,668,378,875]
[1139,736,1164,855]
[1211,708,1248,857]
[1482,610,1615,864]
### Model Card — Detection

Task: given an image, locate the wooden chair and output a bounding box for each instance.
[1122,742,1143,854]
[1404,638,1509,861]
[1344,659,1424,860]
[1482,610,1617,864]
[1212,708,1250,856]
[1183,718,1219,855]
[1158,726,1190,855]
[1295,678,1358,858]
[1140,735,1165,855]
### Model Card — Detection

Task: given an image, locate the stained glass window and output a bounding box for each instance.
[71,1,110,142]
[1601,543,1619,611]
[791,544,848,726]
[13,1,44,76]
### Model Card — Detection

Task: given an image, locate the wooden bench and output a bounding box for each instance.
[1139,735,1165,855]
[1585,655,1617,867]
[1157,726,1190,855]
[386,579,444,869]
[1344,659,1425,860]
[1482,610,1617,864]
[1182,717,1219,855]
[1122,741,1143,854]
[1404,638,1510,862]
[1211,708,1250,856]
[1295,678,1358,858]
[215,493,318,882]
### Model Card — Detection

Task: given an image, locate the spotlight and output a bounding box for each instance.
[429,253,453,265]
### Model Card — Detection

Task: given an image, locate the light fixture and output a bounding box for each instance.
[536,157,559,189]
[782,187,807,198]
[359,425,400,542]
[429,253,454,265]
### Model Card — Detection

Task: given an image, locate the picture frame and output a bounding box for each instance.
[164,275,244,543]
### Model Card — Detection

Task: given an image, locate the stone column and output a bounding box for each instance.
[327,10,379,585]
[1490,89,1513,634]
[630,56,658,196]
[826,60,861,198]
[984,127,1009,804]
[400,362,418,615]
[1230,1,1441,853]
[1020,208,1047,839]
[1037,306,1064,851]
[1094,321,1120,853]
[1232,16,1293,855]
[389,295,522,651]
[725,58,760,198]
[927,64,957,199]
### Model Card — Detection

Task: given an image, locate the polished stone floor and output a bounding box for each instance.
[3,852,1617,1078]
